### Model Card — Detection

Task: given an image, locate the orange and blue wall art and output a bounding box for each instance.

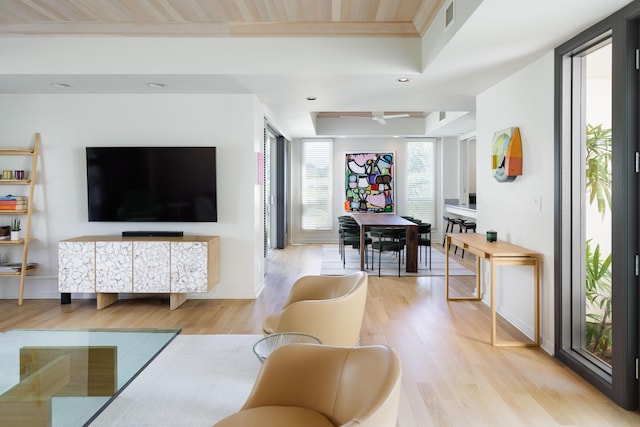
[345,152,394,212]
[492,127,523,182]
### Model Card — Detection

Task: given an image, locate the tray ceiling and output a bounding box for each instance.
[0,0,443,37]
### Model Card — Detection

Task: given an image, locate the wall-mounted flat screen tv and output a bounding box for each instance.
[86,146,217,222]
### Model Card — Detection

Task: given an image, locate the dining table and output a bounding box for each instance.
[350,213,418,273]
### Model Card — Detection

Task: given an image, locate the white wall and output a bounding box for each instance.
[476,52,555,353]
[0,93,265,300]
[441,136,460,201]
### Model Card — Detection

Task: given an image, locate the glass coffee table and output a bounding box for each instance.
[0,328,180,427]
[252,332,321,363]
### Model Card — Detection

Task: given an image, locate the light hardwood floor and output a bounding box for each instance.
[1,244,639,426]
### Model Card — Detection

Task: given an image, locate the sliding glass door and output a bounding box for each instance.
[556,5,639,409]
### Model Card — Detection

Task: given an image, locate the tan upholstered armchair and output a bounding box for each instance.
[262,272,368,347]
[213,343,402,427]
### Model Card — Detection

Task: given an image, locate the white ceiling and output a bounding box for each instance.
[0,0,633,138]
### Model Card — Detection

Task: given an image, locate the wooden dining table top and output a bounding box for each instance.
[350,213,417,227]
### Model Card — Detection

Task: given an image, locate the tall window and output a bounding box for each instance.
[406,139,436,225]
[301,139,332,230]
[570,41,613,371]
[557,9,639,407]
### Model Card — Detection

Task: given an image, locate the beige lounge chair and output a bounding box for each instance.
[213,343,402,427]
[262,271,368,347]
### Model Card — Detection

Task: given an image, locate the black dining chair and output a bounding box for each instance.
[370,227,405,277]
[455,221,476,258]
[417,222,432,268]
[339,220,371,268]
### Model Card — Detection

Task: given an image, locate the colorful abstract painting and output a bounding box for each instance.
[491,127,522,182]
[345,152,394,212]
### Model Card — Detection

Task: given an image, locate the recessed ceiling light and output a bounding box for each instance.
[396,78,410,83]
[147,83,166,88]
[50,83,70,88]
[306,96,317,101]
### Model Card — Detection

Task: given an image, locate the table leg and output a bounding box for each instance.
[491,259,497,346]
[475,256,482,298]
[491,257,540,347]
[446,236,481,301]
[359,224,365,271]
[445,235,450,299]
[405,224,418,272]
[534,257,540,345]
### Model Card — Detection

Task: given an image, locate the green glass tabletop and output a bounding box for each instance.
[0,328,180,427]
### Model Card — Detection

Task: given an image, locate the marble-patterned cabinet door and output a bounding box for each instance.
[96,241,133,293]
[134,241,171,292]
[58,241,96,293]
[170,241,209,292]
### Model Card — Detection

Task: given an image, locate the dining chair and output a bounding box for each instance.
[369,227,405,277]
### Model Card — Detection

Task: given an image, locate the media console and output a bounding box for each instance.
[58,235,220,310]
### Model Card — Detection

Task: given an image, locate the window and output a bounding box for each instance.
[406,139,436,225]
[301,139,333,230]
[556,7,640,408]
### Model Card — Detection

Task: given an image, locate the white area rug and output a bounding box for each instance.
[90,334,263,427]
[320,244,474,277]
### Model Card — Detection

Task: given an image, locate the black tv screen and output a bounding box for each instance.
[86,146,217,222]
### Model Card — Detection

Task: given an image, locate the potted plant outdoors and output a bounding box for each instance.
[10,218,21,241]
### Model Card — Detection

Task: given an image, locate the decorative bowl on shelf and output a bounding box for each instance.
[252,332,321,363]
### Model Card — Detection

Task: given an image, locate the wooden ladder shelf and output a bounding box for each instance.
[0,133,40,305]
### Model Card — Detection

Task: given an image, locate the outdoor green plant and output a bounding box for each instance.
[585,123,612,218]
[584,123,613,364]
[11,218,20,231]
[585,240,612,362]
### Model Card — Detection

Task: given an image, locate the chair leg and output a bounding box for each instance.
[365,244,369,269]
[370,245,374,271]
[442,222,449,246]
[454,221,460,255]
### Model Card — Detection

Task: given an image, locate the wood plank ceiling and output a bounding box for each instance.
[0,0,444,37]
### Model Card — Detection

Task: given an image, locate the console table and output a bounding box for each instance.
[58,235,220,310]
[444,233,541,347]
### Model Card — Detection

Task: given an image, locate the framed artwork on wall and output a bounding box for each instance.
[491,127,523,182]
[344,152,394,212]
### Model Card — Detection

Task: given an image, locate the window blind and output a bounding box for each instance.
[406,139,436,225]
[301,139,333,230]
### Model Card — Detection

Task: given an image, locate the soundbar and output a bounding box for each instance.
[122,231,184,237]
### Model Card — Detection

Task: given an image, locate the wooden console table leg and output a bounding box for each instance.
[475,255,482,298]
[446,235,481,301]
[491,257,540,347]
[445,235,450,299]
[533,256,541,345]
[170,293,187,310]
[97,293,119,310]
[490,259,497,346]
